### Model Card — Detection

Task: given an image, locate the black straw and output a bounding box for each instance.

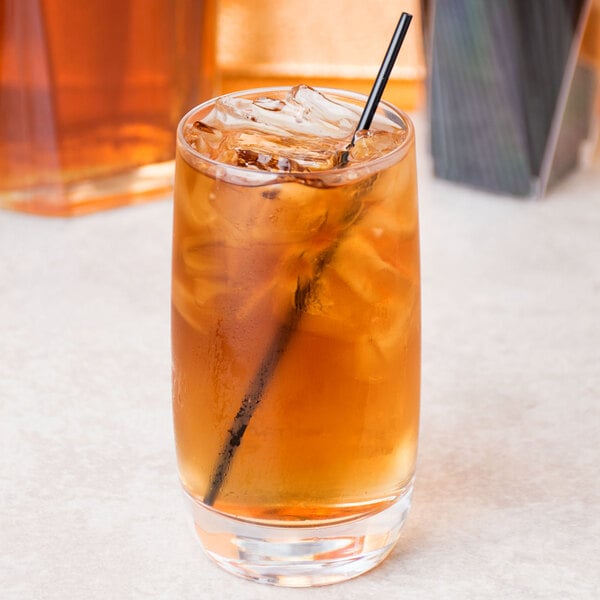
[354,12,413,135]
[204,12,414,506]
[339,12,413,165]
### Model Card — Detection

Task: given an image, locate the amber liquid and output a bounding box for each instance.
[172,138,420,525]
[0,0,214,215]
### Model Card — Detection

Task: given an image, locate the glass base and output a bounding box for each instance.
[186,482,413,587]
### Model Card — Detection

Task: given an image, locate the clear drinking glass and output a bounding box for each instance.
[171,87,420,586]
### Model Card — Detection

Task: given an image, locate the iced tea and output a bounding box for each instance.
[171,86,420,584]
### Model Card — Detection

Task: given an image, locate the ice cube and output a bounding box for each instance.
[206,180,323,243]
[298,229,415,341]
[349,129,407,162]
[183,120,223,157]
[286,85,360,136]
[234,148,302,172]
[209,85,359,140]
[184,85,405,173]
[353,299,418,382]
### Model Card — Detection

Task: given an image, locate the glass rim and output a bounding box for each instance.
[176,86,415,183]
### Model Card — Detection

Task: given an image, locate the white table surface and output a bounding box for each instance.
[1,140,599,599]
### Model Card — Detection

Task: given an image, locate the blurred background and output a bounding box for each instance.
[1,0,597,216]
[216,0,426,108]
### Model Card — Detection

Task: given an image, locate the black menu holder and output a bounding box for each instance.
[428,0,596,197]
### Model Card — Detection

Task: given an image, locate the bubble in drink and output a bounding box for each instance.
[172,87,420,527]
